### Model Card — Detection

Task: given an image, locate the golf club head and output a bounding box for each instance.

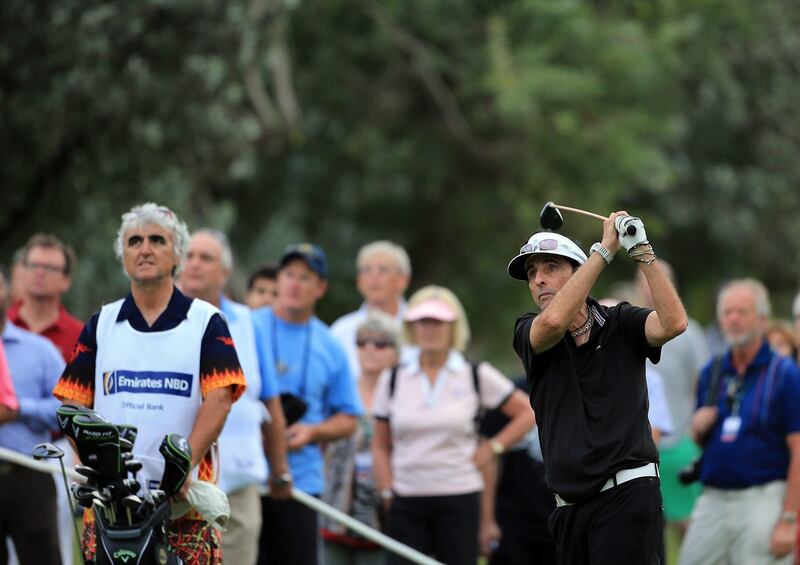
[123,478,141,493]
[125,460,143,476]
[122,494,143,508]
[118,424,138,451]
[158,434,192,496]
[539,202,564,231]
[32,442,65,460]
[75,464,100,482]
[119,437,134,453]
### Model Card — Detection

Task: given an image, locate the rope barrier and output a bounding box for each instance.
[0,446,443,565]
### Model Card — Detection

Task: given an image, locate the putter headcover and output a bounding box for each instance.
[507,232,588,281]
[159,434,193,496]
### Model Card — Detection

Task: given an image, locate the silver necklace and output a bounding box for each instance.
[569,315,594,338]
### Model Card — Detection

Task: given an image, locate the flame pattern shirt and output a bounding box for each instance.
[53,286,246,487]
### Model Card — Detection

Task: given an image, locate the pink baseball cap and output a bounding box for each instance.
[404,298,457,323]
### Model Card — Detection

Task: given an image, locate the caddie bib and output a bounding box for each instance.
[93,297,217,492]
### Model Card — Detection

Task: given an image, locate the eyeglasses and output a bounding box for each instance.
[520,239,558,254]
[357,265,399,275]
[24,261,66,275]
[356,338,395,349]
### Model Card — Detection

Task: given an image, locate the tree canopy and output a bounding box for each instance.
[2,0,799,371]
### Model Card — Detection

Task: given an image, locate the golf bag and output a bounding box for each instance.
[54,403,192,565]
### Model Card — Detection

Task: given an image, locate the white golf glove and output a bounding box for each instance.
[615,215,648,252]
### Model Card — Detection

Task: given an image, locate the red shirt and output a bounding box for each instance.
[8,301,84,362]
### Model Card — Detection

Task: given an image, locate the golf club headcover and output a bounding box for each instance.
[614,215,648,252]
[159,434,193,496]
[56,403,96,440]
[71,412,122,480]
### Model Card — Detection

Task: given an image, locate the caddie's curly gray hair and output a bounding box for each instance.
[114,203,191,277]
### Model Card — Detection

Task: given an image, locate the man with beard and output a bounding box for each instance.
[680,279,800,564]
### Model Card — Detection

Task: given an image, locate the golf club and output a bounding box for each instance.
[122,494,143,526]
[539,201,638,235]
[33,442,86,565]
[118,424,138,452]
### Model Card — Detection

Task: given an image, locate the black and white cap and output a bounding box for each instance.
[507,232,588,281]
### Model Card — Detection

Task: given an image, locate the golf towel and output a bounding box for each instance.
[170,481,230,531]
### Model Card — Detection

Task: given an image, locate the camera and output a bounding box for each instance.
[677,456,703,485]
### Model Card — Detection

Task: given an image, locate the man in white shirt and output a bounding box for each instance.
[331,241,413,378]
[179,229,291,565]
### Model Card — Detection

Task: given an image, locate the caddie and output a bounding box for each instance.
[54,203,246,564]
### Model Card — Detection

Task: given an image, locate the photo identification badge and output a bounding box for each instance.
[721,415,742,443]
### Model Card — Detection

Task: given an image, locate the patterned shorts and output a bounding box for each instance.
[83,518,222,564]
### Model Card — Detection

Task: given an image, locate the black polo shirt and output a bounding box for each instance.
[513,298,661,504]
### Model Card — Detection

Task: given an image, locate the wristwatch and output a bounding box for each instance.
[380,489,394,501]
[590,242,615,265]
[490,439,506,456]
[780,510,797,524]
[272,472,293,488]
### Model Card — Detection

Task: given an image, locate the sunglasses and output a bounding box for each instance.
[520,239,559,254]
[356,338,395,349]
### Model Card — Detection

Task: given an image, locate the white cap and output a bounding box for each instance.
[507,232,588,281]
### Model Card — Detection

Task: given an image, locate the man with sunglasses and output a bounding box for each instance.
[252,243,361,565]
[507,211,688,564]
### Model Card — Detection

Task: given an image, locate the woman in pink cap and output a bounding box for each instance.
[372,285,534,565]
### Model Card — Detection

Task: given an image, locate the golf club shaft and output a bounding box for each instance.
[552,204,608,222]
[59,459,86,565]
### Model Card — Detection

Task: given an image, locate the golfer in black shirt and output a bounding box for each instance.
[507,211,688,565]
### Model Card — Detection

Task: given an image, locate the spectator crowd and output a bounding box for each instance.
[2,202,800,565]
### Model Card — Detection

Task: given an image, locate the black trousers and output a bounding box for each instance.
[257,496,318,565]
[388,492,480,565]
[0,463,62,565]
[548,478,664,565]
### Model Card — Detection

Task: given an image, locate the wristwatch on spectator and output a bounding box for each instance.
[490,439,505,456]
[273,472,293,488]
[780,511,797,524]
[380,489,393,501]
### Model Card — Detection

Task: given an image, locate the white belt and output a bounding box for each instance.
[554,462,659,508]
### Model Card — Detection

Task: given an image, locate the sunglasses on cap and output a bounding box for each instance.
[520,239,559,254]
[356,338,395,349]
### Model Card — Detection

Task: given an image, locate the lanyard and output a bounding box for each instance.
[271,313,312,398]
[724,365,767,417]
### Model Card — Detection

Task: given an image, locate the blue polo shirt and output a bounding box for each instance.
[0,322,65,455]
[252,307,362,494]
[697,341,800,488]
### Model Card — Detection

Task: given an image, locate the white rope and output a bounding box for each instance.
[289,488,444,565]
[0,445,82,480]
[0,446,443,565]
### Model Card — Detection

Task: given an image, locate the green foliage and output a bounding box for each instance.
[2,0,800,372]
